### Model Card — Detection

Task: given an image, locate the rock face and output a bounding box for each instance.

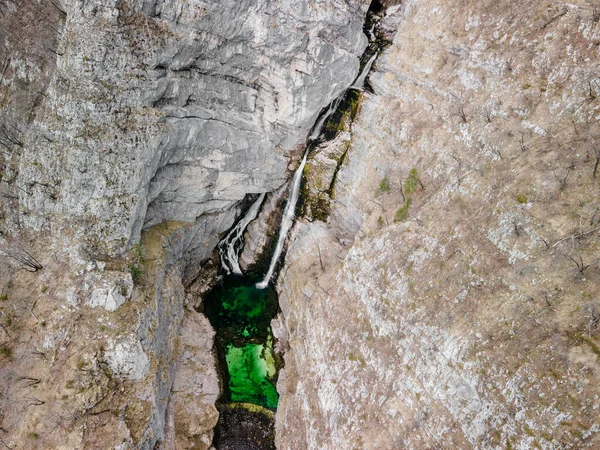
[3,0,369,265]
[276,1,600,449]
[164,308,220,450]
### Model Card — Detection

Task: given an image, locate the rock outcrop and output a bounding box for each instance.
[276,1,600,448]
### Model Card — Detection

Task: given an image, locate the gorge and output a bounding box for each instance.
[204,17,385,446]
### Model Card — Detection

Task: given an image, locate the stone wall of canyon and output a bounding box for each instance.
[276,1,600,448]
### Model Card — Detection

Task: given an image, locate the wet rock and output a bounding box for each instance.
[239,185,287,271]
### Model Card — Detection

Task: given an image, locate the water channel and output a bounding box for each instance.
[201,3,385,447]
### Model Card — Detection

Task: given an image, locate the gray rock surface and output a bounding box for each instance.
[4,0,369,267]
[106,337,151,380]
[0,2,369,448]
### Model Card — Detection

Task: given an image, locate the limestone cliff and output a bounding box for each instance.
[276,1,600,448]
[3,0,368,269]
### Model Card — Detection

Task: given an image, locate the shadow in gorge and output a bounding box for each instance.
[213,403,275,450]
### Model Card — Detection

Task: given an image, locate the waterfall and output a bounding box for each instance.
[219,193,266,275]
[256,150,309,289]
[256,93,341,288]
[308,96,343,142]
[256,49,380,288]
[350,51,378,91]
[368,23,376,42]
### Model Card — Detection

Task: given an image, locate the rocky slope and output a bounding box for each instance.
[276,1,600,448]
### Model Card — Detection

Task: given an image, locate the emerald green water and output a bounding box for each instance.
[225,339,278,409]
[204,276,279,410]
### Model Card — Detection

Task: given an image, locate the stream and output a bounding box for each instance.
[201,3,385,448]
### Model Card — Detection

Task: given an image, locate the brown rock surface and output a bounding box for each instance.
[276,1,600,448]
[164,308,219,450]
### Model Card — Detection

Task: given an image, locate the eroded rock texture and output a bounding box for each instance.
[276,1,600,449]
[3,0,368,266]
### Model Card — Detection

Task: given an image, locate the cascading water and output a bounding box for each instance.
[255,50,379,289]
[308,96,343,141]
[204,3,386,447]
[255,150,308,289]
[350,51,378,91]
[219,193,266,275]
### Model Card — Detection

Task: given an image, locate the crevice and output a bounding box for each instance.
[196,4,387,449]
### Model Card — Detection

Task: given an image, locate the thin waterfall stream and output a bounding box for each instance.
[256,47,378,289]
[201,3,386,447]
[219,193,266,275]
[255,94,339,289]
[350,51,378,91]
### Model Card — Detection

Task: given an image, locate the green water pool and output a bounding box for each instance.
[225,339,278,409]
[204,276,280,410]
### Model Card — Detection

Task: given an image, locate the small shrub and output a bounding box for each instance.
[522,83,532,90]
[65,380,74,389]
[0,294,7,301]
[348,353,366,366]
[394,197,412,222]
[129,265,142,285]
[378,175,390,193]
[41,286,48,293]
[516,194,528,204]
[404,168,419,195]
[28,432,39,439]
[0,345,12,358]
[132,243,144,264]
[377,216,385,228]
